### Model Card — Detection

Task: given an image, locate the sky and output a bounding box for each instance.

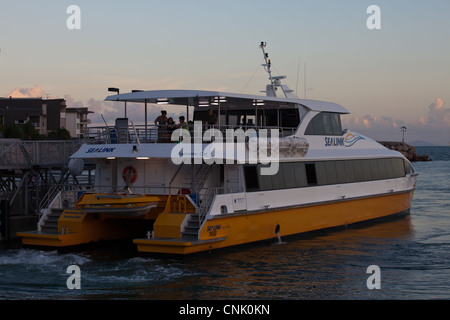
[1,0,449,145]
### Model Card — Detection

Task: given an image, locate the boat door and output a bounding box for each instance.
[144,159,167,193]
[225,164,247,211]
[97,163,113,192]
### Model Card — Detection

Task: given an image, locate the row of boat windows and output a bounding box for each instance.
[244,158,411,192]
[193,109,344,135]
[194,108,300,128]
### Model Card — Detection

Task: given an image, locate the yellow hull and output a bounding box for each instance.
[17,190,413,254]
[17,209,154,247]
[135,190,414,255]
[17,194,195,248]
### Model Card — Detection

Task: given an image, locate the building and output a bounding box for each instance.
[65,107,92,139]
[0,97,67,136]
[0,97,93,139]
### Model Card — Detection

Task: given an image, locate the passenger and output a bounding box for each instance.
[177,116,190,142]
[165,117,176,142]
[177,116,189,130]
[154,110,168,142]
[205,108,218,126]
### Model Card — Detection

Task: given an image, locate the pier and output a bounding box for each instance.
[0,139,92,241]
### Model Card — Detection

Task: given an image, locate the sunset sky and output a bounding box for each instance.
[1,0,449,145]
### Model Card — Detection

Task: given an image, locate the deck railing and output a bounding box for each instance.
[82,123,296,144]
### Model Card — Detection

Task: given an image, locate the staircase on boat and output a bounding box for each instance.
[38,188,78,234]
[40,208,64,234]
[181,163,214,240]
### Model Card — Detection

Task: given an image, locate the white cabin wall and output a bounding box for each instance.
[94,159,114,192]
[224,164,245,193]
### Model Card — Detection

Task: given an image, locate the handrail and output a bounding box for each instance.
[38,184,60,217]
[82,123,296,144]
[9,172,30,206]
[197,187,224,227]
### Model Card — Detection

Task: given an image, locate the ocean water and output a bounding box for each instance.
[1,147,449,301]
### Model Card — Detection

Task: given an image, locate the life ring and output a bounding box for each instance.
[122,166,138,184]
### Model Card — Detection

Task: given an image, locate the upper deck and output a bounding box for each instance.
[71,88,403,163]
[84,89,350,144]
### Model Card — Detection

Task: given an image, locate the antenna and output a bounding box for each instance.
[259,42,296,98]
[259,42,274,85]
[296,56,300,98]
[304,63,306,99]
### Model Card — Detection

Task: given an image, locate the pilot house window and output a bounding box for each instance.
[305,112,343,136]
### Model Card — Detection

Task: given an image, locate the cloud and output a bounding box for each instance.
[6,85,46,98]
[64,94,84,108]
[342,114,404,131]
[428,98,444,111]
[343,98,450,145]
[420,98,450,127]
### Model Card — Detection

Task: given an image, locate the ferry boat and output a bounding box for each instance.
[17,43,418,254]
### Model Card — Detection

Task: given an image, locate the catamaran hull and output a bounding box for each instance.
[134,189,414,255]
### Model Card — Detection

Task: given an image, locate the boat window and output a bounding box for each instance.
[330,113,342,134]
[258,166,273,191]
[270,164,285,190]
[280,109,300,128]
[282,162,297,188]
[315,162,327,185]
[325,161,338,185]
[228,113,239,127]
[264,109,278,127]
[335,161,347,184]
[305,163,317,185]
[404,159,414,175]
[384,158,394,179]
[392,158,405,178]
[305,112,343,136]
[361,159,372,181]
[305,113,323,135]
[244,165,259,191]
[369,159,380,181]
[244,157,408,193]
[194,110,208,123]
[322,113,334,135]
[353,159,364,182]
[377,158,389,180]
[294,162,308,187]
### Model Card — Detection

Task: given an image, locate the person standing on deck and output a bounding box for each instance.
[154,110,168,142]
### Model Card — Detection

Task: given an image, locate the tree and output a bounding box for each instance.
[2,123,25,139]
[47,128,72,140]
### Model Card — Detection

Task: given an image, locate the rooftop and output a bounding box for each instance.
[104,89,350,114]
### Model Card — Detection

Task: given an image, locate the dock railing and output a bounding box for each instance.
[0,139,82,169]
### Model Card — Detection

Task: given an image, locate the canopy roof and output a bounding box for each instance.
[105,89,350,114]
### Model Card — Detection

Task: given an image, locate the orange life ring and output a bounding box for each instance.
[122,166,138,184]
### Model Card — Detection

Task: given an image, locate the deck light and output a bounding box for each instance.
[108,87,120,94]
[108,87,127,117]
